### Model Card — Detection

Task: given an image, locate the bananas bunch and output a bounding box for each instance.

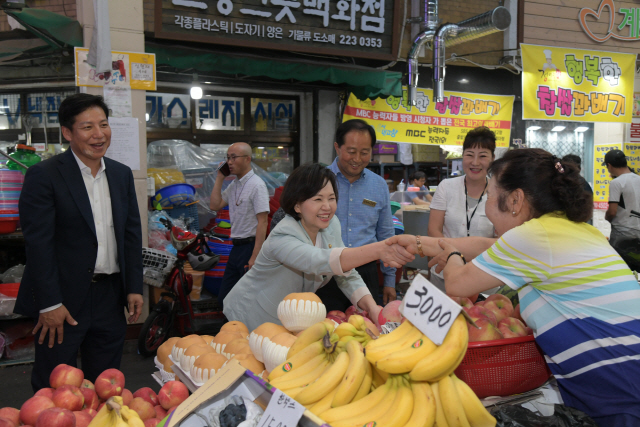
[88,396,144,427]
[334,315,377,347]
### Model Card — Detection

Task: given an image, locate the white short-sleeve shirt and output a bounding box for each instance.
[221,170,270,239]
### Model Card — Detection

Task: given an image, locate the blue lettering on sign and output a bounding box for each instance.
[146,96,188,126]
[377,124,398,137]
[254,101,294,122]
[167,98,188,125]
[2,99,20,126]
[198,99,242,127]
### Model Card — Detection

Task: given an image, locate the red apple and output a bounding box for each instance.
[0,408,20,426]
[129,398,156,421]
[513,303,525,324]
[52,385,84,412]
[498,317,529,338]
[345,306,358,318]
[464,305,497,327]
[450,296,474,308]
[468,318,504,342]
[474,300,485,307]
[121,389,133,406]
[0,417,15,427]
[327,310,347,321]
[20,396,55,426]
[133,388,158,406]
[378,300,403,325]
[35,407,75,427]
[325,314,344,325]
[483,298,514,323]
[144,420,161,427]
[73,411,93,427]
[154,405,167,419]
[96,403,105,412]
[80,380,94,390]
[49,364,84,389]
[94,369,125,400]
[469,293,479,303]
[158,381,189,410]
[485,294,512,305]
[82,408,97,418]
[80,388,98,411]
[34,388,54,399]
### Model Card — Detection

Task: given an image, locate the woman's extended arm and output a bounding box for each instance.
[439,240,504,297]
[339,241,414,271]
[385,234,496,260]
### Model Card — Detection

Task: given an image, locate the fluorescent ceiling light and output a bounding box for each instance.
[551,126,565,132]
[527,126,541,131]
[458,78,469,84]
[277,146,284,149]
[190,86,203,99]
[575,126,589,132]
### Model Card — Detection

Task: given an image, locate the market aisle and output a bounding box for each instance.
[0,341,159,409]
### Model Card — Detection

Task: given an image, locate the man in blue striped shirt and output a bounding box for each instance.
[320,119,396,309]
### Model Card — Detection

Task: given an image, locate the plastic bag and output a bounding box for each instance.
[208,395,264,427]
[1,264,24,283]
[148,211,177,255]
[147,167,186,191]
[491,404,598,427]
[0,293,16,317]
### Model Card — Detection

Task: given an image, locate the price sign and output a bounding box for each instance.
[400,274,461,345]
[258,389,306,427]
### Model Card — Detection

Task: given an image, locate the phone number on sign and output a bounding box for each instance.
[340,35,382,47]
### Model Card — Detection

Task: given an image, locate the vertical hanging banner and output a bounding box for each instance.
[634,93,640,117]
[627,118,640,173]
[593,143,622,209]
[342,88,514,147]
[521,44,635,123]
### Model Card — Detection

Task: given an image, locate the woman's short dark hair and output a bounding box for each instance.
[59,93,110,130]
[409,171,426,182]
[335,119,376,148]
[489,148,592,223]
[280,163,338,221]
[463,126,496,155]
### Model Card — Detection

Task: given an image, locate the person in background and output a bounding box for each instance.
[326,119,397,307]
[604,149,640,268]
[210,143,270,308]
[426,126,496,291]
[16,94,143,391]
[388,149,639,427]
[408,171,433,205]
[223,163,414,330]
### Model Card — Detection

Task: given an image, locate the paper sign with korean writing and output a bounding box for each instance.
[522,44,635,123]
[74,48,157,91]
[593,143,622,208]
[342,88,514,147]
[627,118,640,172]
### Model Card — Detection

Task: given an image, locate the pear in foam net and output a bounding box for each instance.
[249,322,290,363]
[200,335,215,346]
[224,338,252,359]
[210,331,244,355]
[180,343,215,372]
[262,332,297,372]
[227,353,265,375]
[157,337,179,367]
[277,292,327,332]
[190,352,228,384]
[220,320,249,337]
[171,335,206,363]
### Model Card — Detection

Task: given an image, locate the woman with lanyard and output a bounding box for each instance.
[426,126,496,291]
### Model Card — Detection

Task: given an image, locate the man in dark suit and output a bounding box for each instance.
[15,93,143,391]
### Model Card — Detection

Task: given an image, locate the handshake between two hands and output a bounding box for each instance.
[380,234,458,272]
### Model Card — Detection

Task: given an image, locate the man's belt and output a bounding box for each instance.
[92,273,116,282]
[232,236,256,246]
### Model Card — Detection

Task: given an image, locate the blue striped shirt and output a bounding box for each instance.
[328,159,396,288]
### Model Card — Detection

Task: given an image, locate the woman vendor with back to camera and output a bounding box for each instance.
[223,163,414,331]
[389,148,640,426]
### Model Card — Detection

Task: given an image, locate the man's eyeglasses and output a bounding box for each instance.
[226,155,249,162]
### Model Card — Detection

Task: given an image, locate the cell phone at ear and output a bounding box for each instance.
[217,161,230,176]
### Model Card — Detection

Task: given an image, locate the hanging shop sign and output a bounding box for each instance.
[521,44,635,123]
[342,88,514,147]
[146,93,191,129]
[75,48,157,91]
[593,143,622,208]
[627,119,640,173]
[579,0,640,43]
[154,0,401,60]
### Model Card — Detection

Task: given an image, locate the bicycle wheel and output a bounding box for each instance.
[138,306,172,357]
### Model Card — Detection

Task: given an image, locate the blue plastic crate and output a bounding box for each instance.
[165,203,199,232]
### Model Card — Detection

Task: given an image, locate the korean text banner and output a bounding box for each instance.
[593,143,621,208]
[75,48,157,91]
[522,44,635,123]
[342,88,514,147]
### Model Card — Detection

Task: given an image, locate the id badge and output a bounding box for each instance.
[362,198,377,207]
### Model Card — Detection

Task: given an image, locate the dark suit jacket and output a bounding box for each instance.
[15,149,143,319]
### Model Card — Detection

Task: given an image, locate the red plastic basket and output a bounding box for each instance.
[454,335,552,398]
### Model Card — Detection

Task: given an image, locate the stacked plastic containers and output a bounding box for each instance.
[0,170,23,234]
[204,206,232,296]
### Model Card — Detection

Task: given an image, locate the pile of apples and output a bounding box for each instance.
[325,304,400,331]
[0,364,190,427]
[452,294,533,342]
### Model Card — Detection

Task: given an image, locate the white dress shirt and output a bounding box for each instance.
[221,170,270,239]
[40,151,119,313]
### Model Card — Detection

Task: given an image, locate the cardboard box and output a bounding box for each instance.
[163,360,328,427]
[373,154,396,163]
[373,143,398,154]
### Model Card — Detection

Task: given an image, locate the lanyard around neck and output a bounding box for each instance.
[464,177,488,237]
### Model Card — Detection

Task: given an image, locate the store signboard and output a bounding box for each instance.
[146,93,191,129]
[195,95,244,131]
[74,48,157,91]
[154,0,401,60]
[521,44,635,123]
[579,0,640,43]
[593,143,622,208]
[342,88,514,147]
[627,118,640,172]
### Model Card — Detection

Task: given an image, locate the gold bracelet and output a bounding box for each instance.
[416,236,425,257]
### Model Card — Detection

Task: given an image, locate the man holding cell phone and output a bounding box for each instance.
[210,142,270,309]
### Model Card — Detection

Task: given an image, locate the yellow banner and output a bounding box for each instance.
[74,48,156,91]
[593,143,622,208]
[624,143,640,173]
[522,44,635,123]
[343,88,514,147]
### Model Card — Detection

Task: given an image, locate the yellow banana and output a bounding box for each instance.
[121,406,145,427]
[409,315,469,382]
[270,353,327,387]
[374,332,437,373]
[282,385,305,399]
[335,322,364,338]
[352,359,373,402]
[309,386,340,417]
[87,400,111,427]
[295,350,350,405]
[332,340,367,407]
[319,371,393,423]
[364,319,414,352]
[431,338,468,382]
[371,365,389,389]
[273,358,330,390]
[329,376,399,427]
[365,323,423,364]
[431,381,450,427]
[373,376,414,427]
[348,314,366,330]
[287,322,330,358]
[405,380,436,427]
[439,375,471,427]
[452,375,497,427]
[269,340,325,381]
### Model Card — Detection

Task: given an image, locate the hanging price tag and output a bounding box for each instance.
[400,274,461,345]
[257,389,306,427]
